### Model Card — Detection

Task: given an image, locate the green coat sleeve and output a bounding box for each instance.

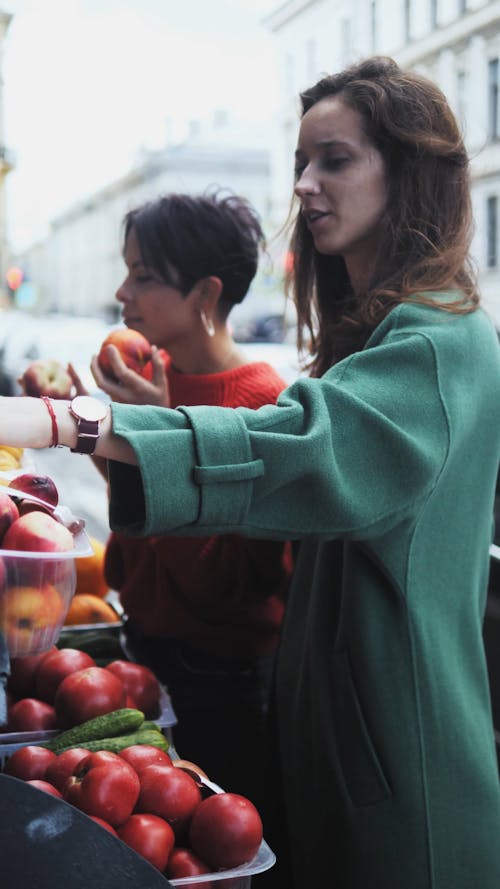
[107,322,449,542]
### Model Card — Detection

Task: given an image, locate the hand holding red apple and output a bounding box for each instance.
[92,329,170,407]
[97,329,152,380]
[19,359,73,399]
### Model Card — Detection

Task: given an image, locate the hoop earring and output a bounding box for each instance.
[200,310,215,337]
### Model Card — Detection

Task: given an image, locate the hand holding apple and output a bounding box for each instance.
[97,329,152,380]
[19,359,73,399]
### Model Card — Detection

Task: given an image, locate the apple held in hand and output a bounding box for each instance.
[97,328,152,380]
[19,359,73,399]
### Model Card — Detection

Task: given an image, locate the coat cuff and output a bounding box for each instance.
[179,405,264,525]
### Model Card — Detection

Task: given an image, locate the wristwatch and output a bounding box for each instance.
[69,395,108,455]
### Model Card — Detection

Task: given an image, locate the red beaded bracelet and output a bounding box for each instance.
[40,396,59,448]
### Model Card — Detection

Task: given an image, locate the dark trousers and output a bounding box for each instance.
[123,624,294,887]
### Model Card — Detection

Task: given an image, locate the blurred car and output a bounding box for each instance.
[233,313,290,344]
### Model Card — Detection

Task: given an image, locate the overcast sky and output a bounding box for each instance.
[2,0,280,251]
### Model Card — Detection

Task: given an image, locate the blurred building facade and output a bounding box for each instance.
[17,115,271,318]
[0,8,13,305]
[265,0,500,327]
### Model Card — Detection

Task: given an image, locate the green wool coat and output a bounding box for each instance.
[108,300,500,888]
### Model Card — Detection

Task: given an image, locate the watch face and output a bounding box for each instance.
[71,395,108,422]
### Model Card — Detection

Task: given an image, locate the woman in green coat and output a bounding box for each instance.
[2,57,500,888]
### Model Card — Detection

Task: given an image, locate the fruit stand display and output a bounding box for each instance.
[0,468,276,887]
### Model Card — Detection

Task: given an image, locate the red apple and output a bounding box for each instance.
[0,492,19,543]
[19,359,73,399]
[2,512,73,554]
[97,329,152,380]
[0,582,66,656]
[9,473,59,508]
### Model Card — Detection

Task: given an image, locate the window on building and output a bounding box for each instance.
[404,0,411,42]
[370,0,377,52]
[488,58,499,141]
[487,196,498,268]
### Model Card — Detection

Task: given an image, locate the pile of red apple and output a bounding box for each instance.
[0,472,79,656]
[3,741,263,879]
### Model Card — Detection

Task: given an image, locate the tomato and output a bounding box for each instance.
[117,813,175,871]
[7,647,58,698]
[90,816,118,836]
[44,747,90,793]
[54,666,126,727]
[105,660,160,716]
[118,744,172,775]
[34,648,96,704]
[64,750,140,827]
[135,763,201,837]
[26,779,63,798]
[7,697,58,732]
[4,745,57,780]
[165,847,212,886]
[189,792,263,869]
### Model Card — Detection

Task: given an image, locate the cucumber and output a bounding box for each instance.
[45,708,145,752]
[54,727,170,755]
[139,720,162,732]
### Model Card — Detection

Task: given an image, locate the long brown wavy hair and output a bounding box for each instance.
[287,56,479,377]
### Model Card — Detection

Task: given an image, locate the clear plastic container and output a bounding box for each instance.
[0,524,92,657]
[169,839,276,887]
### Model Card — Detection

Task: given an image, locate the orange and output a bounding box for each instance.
[64,593,119,626]
[75,536,109,598]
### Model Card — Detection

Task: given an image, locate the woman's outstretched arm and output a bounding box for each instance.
[0,395,137,465]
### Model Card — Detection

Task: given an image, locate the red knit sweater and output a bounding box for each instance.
[104,355,292,659]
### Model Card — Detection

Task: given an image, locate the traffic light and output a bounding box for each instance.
[5,266,23,291]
